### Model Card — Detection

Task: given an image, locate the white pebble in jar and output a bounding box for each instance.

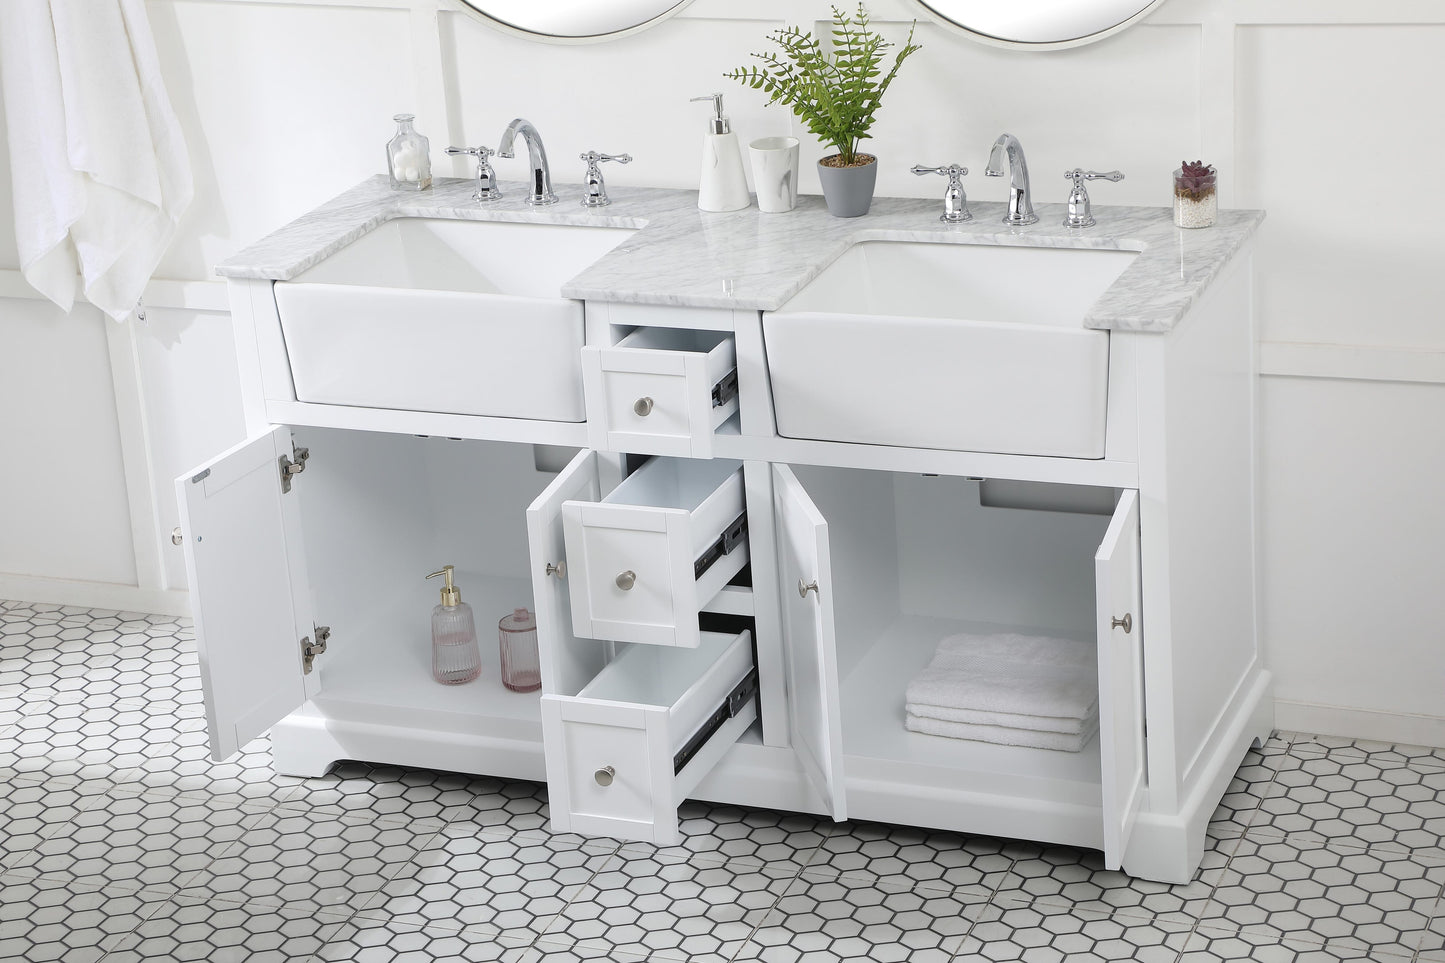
[1174,192,1217,229]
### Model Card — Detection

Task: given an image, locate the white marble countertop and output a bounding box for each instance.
[216,175,1264,333]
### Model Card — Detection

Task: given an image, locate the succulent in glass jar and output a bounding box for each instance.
[1173,159,1217,228]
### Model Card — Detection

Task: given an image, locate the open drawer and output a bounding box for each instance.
[540,630,758,844]
[582,328,739,458]
[561,456,748,648]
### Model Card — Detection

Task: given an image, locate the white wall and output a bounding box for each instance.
[0,0,1440,744]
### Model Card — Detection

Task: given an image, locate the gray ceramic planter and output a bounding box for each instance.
[817,154,878,217]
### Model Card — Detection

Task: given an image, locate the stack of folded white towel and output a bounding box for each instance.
[903,632,1099,752]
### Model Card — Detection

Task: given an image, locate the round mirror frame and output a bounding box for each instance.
[454,0,699,44]
[910,0,1168,50]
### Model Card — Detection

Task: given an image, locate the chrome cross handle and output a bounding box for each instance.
[444,145,501,201]
[911,164,972,223]
[1063,168,1125,228]
[580,150,632,208]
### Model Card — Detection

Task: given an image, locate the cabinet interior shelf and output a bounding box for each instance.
[839,613,1102,791]
[316,572,542,729]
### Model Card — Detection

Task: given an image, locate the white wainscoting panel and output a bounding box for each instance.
[0,300,138,587]
[1237,24,1445,350]
[1258,376,1445,735]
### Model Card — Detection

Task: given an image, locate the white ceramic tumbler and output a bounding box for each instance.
[749,136,800,213]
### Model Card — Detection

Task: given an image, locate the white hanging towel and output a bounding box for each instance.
[0,0,192,321]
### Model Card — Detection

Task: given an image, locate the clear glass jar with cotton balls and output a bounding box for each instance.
[387,113,432,191]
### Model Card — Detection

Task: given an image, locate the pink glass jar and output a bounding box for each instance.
[498,608,541,693]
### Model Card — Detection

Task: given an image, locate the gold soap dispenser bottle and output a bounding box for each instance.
[426,565,481,685]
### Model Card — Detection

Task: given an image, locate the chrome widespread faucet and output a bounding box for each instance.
[497,118,558,206]
[984,133,1038,226]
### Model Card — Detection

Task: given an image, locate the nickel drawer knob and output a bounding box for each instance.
[633,396,654,417]
[616,570,636,591]
[1111,613,1133,634]
[798,578,819,599]
[595,765,615,787]
[546,561,567,579]
[171,527,184,546]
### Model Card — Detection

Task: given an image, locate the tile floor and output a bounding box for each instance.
[2,598,1443,962]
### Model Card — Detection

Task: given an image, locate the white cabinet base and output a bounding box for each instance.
[270,700,547,782]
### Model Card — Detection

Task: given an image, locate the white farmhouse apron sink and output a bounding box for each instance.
[762,241,1139,457]
[272,218,637,421]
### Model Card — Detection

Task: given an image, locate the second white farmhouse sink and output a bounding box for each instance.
[273,218,636,421]
[763,241,1138,458]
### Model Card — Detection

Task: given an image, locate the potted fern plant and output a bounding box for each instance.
[726,4,920,217]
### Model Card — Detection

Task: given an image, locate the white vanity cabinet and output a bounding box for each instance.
[176,426,603,780]
[197,188,1268,884]
[768,465,1146,868]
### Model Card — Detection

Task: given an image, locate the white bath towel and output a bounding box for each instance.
[905,710,1099,753]
[0,0,192,320]
[906,699,1098,735]
[904,632,1098,722]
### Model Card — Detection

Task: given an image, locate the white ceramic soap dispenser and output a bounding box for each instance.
[690,93,750,212]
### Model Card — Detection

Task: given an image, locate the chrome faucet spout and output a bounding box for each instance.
[983,133,1038,226]
[497,118,558,206]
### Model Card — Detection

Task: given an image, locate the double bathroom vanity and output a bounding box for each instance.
[180,174,1269,883]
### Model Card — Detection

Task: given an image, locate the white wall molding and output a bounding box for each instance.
[0,576,191,619]
[0,270,229,313]
[1259,341,1445,386]
[1276,699,1445,750]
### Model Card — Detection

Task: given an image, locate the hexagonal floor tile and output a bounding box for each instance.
[1290,735,1445,772]
[317,915,538,962]
[0,872,169,963]
[0,709,138,786]
[740,867,986,963]
[955,895,1192,963]
[1413,892,1445,961]
[1252,752,1445,856]
[990,837,1235,924]
[0,776,118,872]
[282,760,481,825]
[13,787,265,893]
[1210,744,1289,839]
[545,849,802,963]
[618,800,832,870]
[354,823,614,939]
[104,895,350,962]
[182,807,441,915]
[1179,924,1422,961]
[123,732,307,806]
[1197,834,1445,957]
[449,775,552,835]
[804,820,1013,897]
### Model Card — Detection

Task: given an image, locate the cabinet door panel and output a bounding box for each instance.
[526,449,605,697]
[771,465,847,820]
[175,428,313,761]
[1095,489,1145,869]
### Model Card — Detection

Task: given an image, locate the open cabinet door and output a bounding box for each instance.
[525,449,604,700]
[771,465,847,821]
[1095,489,1146,869]
[176,428,315,761]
